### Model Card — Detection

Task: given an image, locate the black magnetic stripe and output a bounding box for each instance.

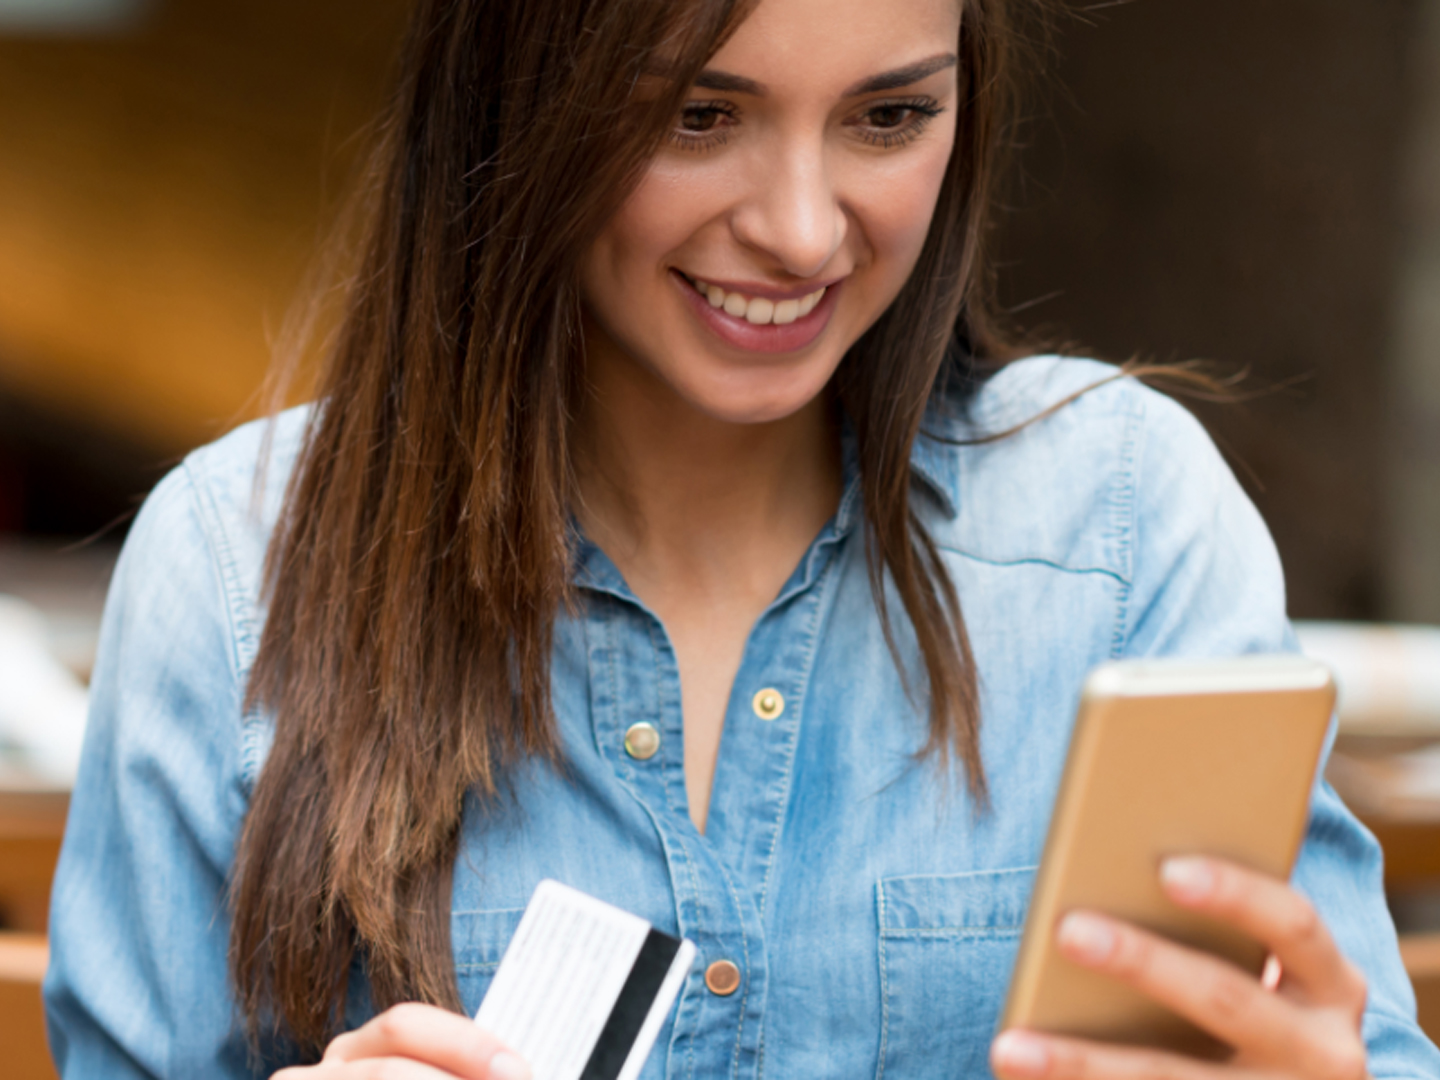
[578,928,683,1080]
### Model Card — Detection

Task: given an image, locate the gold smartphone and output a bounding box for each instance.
[1000,655,1336,1057]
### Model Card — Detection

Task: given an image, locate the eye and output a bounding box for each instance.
[679,104,725,132]
[867,104,917,129]
[851,96,944,148]
[669,100,739,151]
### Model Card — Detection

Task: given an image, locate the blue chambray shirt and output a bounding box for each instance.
[44,358,1440,1078]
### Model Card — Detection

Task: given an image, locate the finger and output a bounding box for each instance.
[1159,857,1367,1009]
[1055,911,1320,1066]
[323,1003,529,1080]
[991,1028,1242,1080]
[333,1059,478,1080]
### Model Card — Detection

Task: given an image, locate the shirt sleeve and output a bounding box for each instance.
[1121,385,1440,1077]
[43,461,261,1078]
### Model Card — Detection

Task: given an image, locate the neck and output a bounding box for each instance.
[573,334,842,598]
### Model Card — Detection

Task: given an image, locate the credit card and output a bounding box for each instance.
[474,880,697,1080]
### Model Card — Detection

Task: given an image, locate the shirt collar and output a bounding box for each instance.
[908,420,961,519]
[835,410,962,530]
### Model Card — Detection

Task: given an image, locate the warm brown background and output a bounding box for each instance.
[1,0,1438,621]
[0,0,408,532]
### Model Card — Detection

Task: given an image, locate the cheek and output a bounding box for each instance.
[851,140,954,278]
[588,161,730,295]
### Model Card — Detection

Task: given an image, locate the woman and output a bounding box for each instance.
[41,0,1438,1076]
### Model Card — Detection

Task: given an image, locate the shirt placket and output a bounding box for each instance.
[577,515,851,1080]
[576,582,749,1080]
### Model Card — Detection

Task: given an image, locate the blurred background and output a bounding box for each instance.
[0,0,1439,1075]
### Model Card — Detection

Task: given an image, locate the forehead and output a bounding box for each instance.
[709,0,962,92]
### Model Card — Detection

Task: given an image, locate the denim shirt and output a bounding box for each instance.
[44,357,1440,1078]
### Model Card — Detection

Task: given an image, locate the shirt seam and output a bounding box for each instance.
[180,456,266,794]
[929,549,1129,584]
[754,555,835,925]
[179,458,254,686]
[879,927,1025,938]
[1110,392,1143,658]
[879,864,1039,887]
[591,607,702,1080]
[643,616,691,823]
[716,858,754,1080]
[875,880,890,1080]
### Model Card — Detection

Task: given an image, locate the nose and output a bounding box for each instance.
[730,137,846,280]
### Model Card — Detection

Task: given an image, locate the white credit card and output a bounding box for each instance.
[474,880,696,1080]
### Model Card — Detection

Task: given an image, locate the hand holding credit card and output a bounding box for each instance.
[475,881,697,1080]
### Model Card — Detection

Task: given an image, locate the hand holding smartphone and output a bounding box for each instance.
[999,655,1336,1057]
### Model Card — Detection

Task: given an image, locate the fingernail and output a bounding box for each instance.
[992,1030,1051,1076]
[489,1050,531,1080]
[1057,912,1116,964]
[1261,954,1283,991]
[1161,857,1215,903]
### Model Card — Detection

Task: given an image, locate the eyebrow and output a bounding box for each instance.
[844,53,959,95]
[693,69,766,94]
[692,52,958,98]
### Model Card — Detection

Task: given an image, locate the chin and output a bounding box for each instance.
[669,354,840,426]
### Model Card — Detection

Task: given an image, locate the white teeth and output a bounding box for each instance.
[689,276,827,326]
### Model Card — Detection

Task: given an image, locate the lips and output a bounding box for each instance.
[673,270,840,354]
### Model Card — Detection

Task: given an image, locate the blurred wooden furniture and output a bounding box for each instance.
[1368,818,1440,892]
[1,932,56,1080]
[1297,622,1440,1042]
[1361,814,1440,1044]
[0,788,67,934]
[0,788,66,1080]
[1401,933,1440,1047]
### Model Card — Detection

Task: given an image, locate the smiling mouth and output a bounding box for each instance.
[680,274,828,327]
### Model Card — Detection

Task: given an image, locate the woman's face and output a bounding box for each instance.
[580,0,962,425]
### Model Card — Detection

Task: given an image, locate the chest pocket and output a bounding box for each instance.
[453,907,526,1015]
[877,867,1036,1080]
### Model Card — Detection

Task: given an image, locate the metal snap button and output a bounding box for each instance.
[705,959,741,996]
[752,688,784,721]
[624,721,660,760]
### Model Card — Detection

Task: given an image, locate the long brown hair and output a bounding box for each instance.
[233,0,1036,1056]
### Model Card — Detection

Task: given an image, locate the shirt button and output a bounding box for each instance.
[704,959,741,996]
[624,722,660,760]
[752,688,784,721]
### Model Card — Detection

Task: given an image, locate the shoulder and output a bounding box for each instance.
[178,404,312,541]
[918,356,1236,585]
[122,405,312,680]
[958,355,1215,461]
[46,412,313,1075]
